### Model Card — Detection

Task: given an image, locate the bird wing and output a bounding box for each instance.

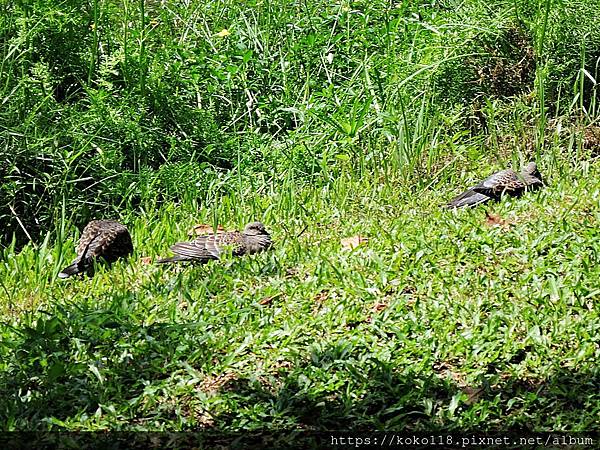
[168,231,244,261]
[446,188,492,208]
[211,231,246,255]
[471,169,523,197]
[217,232,246,256]
[102,226,133,261]
[76,220,132,262]
[168,241,218,261]
[76,220,103,255]
[192,235,225,258]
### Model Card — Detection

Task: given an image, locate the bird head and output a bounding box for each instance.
[243,221,269,236]
[523,161,542,181]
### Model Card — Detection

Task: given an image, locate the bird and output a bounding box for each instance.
[58,220,133,278]
[445,162,543,208]
[157,221,272,264]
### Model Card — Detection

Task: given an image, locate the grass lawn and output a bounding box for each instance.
[1,0,599,438]
[1,153,599,432]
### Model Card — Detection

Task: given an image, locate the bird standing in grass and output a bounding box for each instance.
[158,221,272,263]
[446,161,543,208]
[58,220,133,278]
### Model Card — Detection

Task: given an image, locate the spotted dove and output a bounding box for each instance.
[157,221,272,264]
[59,220,133,278]
[446,162,543,208]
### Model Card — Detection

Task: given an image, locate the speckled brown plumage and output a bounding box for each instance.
[59,220,133,278]
[470,162,543,198]
[446,162,543,208]
[157,221,272,263]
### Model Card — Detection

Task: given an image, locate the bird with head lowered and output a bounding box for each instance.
[59,220,133,278]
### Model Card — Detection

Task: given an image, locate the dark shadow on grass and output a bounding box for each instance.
[0,296,215,428]
[209,359,455,431]
[0,310,598,433]
[204,344,600,433]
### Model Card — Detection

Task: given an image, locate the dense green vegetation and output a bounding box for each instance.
[1,0,599,433]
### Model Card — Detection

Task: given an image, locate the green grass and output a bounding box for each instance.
[3,0,599,245]
[1,148,599,431]
[1,0,600,434]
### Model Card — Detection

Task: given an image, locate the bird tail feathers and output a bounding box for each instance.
[58,261,83,278]
[446,190,491,209]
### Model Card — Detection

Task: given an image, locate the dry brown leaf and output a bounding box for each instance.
[259,296,274,305]
[485,213,513,230]
[140,256,153,265]
[314,290,330,303]
[259,293,282,306]
[341,235,368,249]
[188,224,226,236]
[372,302,388,313]
[365,302,389,323]
[196,413,216,428]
